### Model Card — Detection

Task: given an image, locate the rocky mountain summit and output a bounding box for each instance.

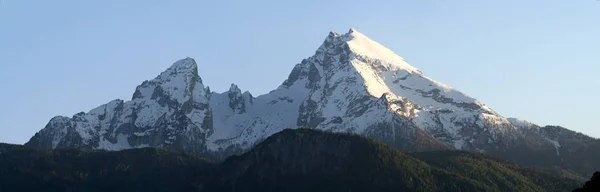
[26,29,599,177]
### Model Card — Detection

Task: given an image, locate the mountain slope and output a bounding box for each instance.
[5,129,584,192]
[412,150,583,191]
[518,126,600,178]
[26,29,599,177]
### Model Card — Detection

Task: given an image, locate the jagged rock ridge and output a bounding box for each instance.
[27,58,213,155]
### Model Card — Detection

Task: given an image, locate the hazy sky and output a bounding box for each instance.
[1,0,598,144]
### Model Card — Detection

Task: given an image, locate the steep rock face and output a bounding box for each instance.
[200,29,528,155]
[26,29,599,176]
[27,58,213,155]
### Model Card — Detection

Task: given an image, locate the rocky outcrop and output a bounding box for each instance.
[27,58,213,155]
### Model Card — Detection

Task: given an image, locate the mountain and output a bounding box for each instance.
[27,58,213,156]
[2,129,584,192]
[25,28,599,177]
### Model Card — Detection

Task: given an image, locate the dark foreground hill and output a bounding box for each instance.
[0,145,213,191]
[573,172,600,192]
[1,129,587,192]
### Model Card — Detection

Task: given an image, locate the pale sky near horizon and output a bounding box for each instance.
[0,0,599,144]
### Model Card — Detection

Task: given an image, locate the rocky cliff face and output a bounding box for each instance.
[26,29,599,177]
[27,58,213,155]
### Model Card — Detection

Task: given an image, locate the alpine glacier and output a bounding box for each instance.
[26,29,594,167]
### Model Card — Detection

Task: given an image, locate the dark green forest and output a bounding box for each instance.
[0,129,594,192]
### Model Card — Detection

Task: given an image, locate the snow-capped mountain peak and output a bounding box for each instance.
[28,57,212,154]
[165,57,198,74]
[27,29,572,165]
[313,29,492,114]
[133,57,205,104]
[341,29,422,75]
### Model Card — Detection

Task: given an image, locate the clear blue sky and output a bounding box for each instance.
[1,0,598,144]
